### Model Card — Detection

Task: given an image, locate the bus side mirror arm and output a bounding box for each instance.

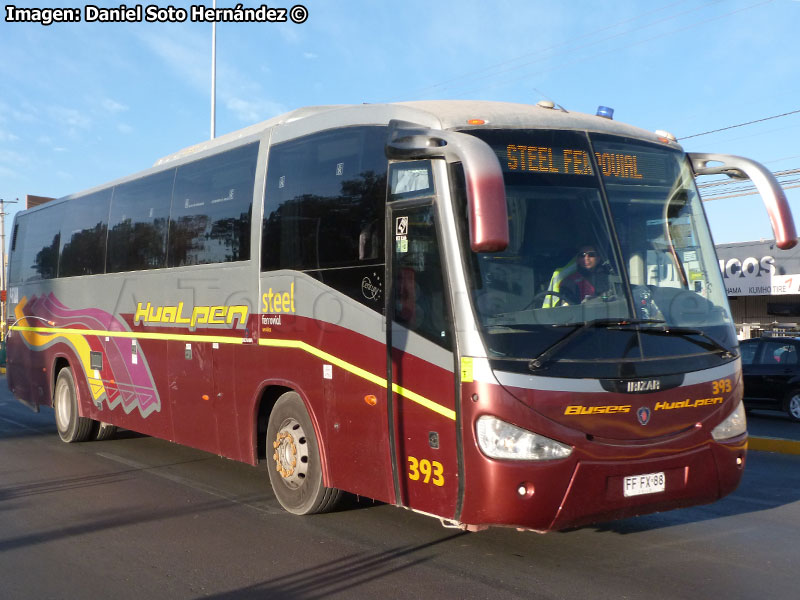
[689,152,798,250]
[386,120,509,252]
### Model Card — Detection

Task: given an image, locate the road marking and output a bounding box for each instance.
[0,416,49,433]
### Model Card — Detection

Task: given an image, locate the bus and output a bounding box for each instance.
[5,101,796,532]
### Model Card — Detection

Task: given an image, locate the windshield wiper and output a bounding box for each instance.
[527,318,664,371]
[611,323,737,359]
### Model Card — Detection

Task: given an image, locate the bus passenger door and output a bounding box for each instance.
[387,193,460,519]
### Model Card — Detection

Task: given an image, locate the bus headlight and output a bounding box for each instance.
[711,400,747,441]
[476,416,572,461]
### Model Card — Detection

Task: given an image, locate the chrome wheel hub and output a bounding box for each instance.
[55,381,71,428]
[272,418,309,489]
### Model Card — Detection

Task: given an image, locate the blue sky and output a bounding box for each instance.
[2,0,799,249]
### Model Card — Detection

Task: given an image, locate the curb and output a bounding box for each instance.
[749,436,800,456]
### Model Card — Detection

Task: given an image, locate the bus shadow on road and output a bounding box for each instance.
[582,451,800,535]
[0,454,217,506]
[200,532,468,600]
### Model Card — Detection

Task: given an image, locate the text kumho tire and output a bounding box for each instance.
[266,391,342,515]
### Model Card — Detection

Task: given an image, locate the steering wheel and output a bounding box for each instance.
[526,290,569,310]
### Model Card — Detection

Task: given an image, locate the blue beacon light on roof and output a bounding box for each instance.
[596,106,614,120]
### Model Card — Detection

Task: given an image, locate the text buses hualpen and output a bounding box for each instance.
[6,101,796,531]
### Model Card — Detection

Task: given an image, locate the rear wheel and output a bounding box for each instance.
[53,368,93,443]
[266,391,342,515]
[92,421,118,441]
[784,392,800,422]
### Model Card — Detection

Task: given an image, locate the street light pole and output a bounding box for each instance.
[210,0,217,139]
[0,197,18,337]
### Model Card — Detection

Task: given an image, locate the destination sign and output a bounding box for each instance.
[595,152,644,180]
[506,145,593,175]
[505,144,648,180]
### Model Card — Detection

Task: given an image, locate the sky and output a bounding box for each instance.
[2,0,800,252]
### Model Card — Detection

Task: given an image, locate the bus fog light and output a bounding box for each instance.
[476,416,572,461]
[711,400,747,441]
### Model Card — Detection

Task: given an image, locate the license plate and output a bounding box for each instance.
[623,471,665,497]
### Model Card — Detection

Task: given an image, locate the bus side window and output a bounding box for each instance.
[106,170,174,273]
[168,142,258,267]
[59,189,112,277]
[262,126,388,310]
[14,203,64,282]
[8,218,25,285]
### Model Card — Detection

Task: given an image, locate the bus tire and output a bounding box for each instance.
[92,421,118,441]
[54,368,93,443]
[266,391,342,515]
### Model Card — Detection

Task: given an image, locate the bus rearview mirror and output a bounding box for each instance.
[689,152,797,250]
[386,121,509,253]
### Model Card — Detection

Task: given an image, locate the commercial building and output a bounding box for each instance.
[717,240,800,338]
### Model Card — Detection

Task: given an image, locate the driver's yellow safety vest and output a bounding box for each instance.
[542,258,577,308]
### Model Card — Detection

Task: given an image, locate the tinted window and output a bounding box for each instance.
[10,204,64,282]
[168,143,258,267]
[8,217,25,285]
[107,170,174,272]
[739,340,758,365]
[760,340,798,365]
[389,161,434,201]
[392,204,452,349]
[262,126,387,272]
[59,189,111,277]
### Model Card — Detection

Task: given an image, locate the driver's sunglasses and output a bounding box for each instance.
[578,251,598,258]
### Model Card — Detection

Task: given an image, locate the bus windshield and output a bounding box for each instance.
[459,129,736,379]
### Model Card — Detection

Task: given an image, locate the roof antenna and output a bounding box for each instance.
[532,87,567,113]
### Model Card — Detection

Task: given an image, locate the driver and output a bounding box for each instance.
[561,244,610,304]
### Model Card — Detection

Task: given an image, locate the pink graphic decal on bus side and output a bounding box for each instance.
[14,293,161,418]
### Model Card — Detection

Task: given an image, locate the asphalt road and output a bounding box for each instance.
[1,380,799,600]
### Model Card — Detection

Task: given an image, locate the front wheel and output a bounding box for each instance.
[266,391,342,515]
[53,368,93,443]
[784,392,800,422]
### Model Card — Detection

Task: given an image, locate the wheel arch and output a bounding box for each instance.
[254,383,293,461]
[252,380,333,486]
[51,356,70,394]
[50,348,90,417]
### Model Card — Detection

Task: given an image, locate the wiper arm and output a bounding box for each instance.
[614,324,737,359]
[528,318,664,371]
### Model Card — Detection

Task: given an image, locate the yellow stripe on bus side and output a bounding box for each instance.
[391,382,457,421]
[257,338,457,421]
[12,326,242,346]
[10,326,457,421]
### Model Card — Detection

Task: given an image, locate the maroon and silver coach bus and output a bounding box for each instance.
[5,101,796,531]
